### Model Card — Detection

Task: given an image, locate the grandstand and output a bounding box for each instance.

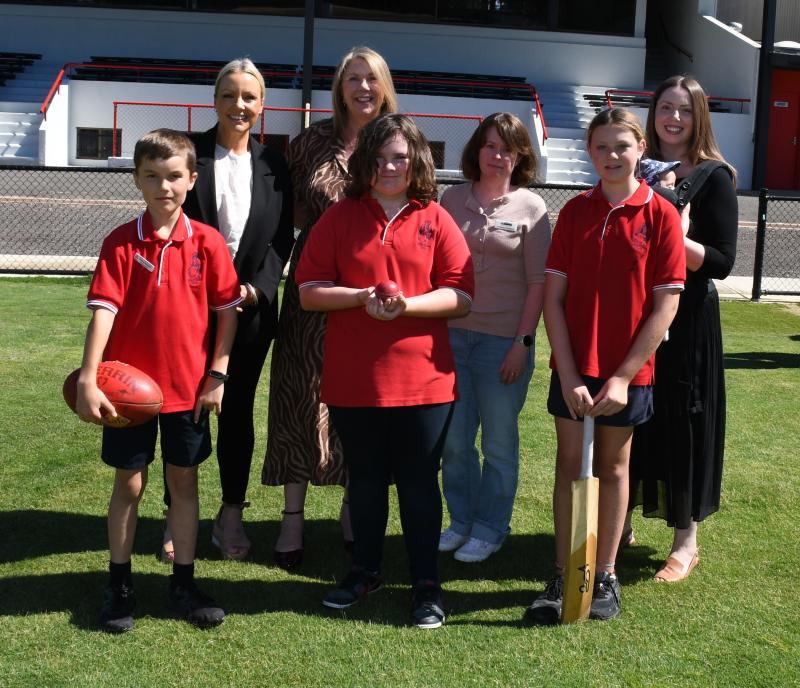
[0,1,777,188]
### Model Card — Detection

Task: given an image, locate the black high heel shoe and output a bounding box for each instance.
[273,509,304,569]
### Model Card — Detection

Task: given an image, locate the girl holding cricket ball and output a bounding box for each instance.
[525,108,685,625]
[295,113,474,629]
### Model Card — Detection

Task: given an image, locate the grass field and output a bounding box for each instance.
[0,277,798,688]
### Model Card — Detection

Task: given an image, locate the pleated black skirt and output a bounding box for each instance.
[630,276,726,528]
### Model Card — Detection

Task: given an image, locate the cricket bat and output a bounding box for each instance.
[561,415,599,624]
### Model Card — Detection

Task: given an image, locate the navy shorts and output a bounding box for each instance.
[547,371,653,427]
[101,410,211,470]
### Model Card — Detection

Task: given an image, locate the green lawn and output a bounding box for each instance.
[0,277,798,688]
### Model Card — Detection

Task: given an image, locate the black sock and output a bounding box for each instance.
[109,560,132,587]
[172,562,194,587]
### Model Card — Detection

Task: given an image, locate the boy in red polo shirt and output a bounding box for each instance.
[75,129,242,633]
[525,109,684,625]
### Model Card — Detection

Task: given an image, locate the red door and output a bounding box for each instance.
[765,92,799,189]
[766,69,800,190]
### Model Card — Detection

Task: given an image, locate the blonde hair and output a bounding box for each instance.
[214,57,265,100]
[587,107,646,147]
[331,47,398,137]
[646,75,737,183]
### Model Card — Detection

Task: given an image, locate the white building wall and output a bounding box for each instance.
[55,80,534,169]
[1,3,645,89]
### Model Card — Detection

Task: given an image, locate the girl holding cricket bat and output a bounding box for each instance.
[525,108,685,624]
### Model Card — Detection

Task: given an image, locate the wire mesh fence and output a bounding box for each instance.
[0,164,587,274]
[752,189,800,299]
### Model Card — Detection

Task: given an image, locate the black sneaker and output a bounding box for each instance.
[168,579,225,628]
[589,572,621,621]
[523,575,563,626]
[99,583,135,634]
[322,568,383,609]
[411,583,445,629]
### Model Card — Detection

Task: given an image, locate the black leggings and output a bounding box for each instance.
[329,402,453,585]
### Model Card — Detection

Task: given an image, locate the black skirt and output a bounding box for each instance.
[630,275,726,528]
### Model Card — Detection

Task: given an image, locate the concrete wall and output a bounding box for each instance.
[50,80,533,169]
[1,3,645,89]
[630,106,752,188]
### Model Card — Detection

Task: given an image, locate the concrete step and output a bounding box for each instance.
[0,154,39,166]
[548,126,587,139]
[0,101,39,112]
[547,156,594,172]
[0,114,38,127]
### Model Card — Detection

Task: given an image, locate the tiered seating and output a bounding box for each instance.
[586,90,738,114]
[72,56,532,102]
[0,52,42,88]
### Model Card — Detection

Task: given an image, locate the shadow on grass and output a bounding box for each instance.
[723,351,800,369]
[0,511,664,629]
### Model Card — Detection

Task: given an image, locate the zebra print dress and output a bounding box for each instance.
[262,119,348,486]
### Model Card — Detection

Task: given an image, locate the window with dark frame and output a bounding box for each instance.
[76,127,122,159]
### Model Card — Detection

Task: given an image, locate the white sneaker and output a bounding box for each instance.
[453,537,501,562]
[438,528,469,552]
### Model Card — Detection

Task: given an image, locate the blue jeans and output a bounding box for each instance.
[441,328,534,545]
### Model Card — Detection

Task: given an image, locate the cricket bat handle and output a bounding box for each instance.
[580,415,594,479]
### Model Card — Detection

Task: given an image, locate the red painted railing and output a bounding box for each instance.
[604,89,751,114]
[111,102,484,158]
[42,61,549,142]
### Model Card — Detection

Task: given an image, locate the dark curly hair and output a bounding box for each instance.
[461,112,539,185]
[345,114,437,205]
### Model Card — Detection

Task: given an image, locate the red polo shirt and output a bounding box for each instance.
[87,210,242,412]
[545,181,685,385]
[296,195,474,407]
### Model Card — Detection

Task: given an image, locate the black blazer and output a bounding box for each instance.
[183,126,294,313]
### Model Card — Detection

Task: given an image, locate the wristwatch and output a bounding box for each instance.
[514,334,534,348]
[207,369,230,382]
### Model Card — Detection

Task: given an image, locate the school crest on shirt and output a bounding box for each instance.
[631,223,651,254]
[188,252,202,286]
[417,221,435,248]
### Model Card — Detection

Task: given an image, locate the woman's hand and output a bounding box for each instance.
[681,202,692,237]
[365,291,407,321]
[499,343,528,385]
[589,376,629,417]
[560,374,593,420]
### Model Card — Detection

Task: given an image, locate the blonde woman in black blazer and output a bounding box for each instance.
[161,58,293,562]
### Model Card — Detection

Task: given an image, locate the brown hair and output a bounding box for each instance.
[646,75,736,182]
[133,129,196,173]
[214,57,265,100]
[461,112,539,185]
[346,114,437,205]
[331,47,398,138]
[586,107,646,148]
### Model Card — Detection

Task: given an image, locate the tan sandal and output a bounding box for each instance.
[211,502,251,560]
[654,550,699,582]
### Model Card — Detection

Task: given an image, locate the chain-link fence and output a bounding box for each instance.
[752,189,800,300]
[113,103,482,169]
[0,164,586,274]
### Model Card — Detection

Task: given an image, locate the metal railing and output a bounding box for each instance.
[111,102,483,169]
[604,89,751,114]
[751,189,800,300]
[41,62,548,140]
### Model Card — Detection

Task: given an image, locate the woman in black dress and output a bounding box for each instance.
[630,75,737,581]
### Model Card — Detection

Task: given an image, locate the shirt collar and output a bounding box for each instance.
[138,209,192,243]
[586,179,653,207]
[465,183,512,213]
